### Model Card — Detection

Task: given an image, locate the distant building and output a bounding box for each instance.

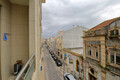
[63,26,88,54]
[83,17,120,80]
[49,37,56,53]
[55,31,64,60]
[62,26,88,79]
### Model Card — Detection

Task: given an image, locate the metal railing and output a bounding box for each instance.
[14,54,35,80]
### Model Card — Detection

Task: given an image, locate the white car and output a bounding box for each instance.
[64,73,76,80]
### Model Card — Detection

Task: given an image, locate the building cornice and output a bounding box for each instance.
[63,48,82,57]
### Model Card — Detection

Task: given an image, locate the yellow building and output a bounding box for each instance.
[56,31,63,61]
[0,0,45,80]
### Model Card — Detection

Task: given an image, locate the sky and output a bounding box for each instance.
[42,0,120,38]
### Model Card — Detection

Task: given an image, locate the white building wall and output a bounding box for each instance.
[71,48,83,55]
[62,26,88,54]
[63,26,88,48]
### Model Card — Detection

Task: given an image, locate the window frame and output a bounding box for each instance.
[86,44,100,61]
[116,53,120,65]
[108,48,120,68]
[108,28,120,37]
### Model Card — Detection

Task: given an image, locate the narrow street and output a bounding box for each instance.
[43,44,63,80]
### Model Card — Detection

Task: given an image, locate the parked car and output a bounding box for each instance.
[64,73,76,80]
[48,49,51,53]
[53,56,58,61]
[51,54,55,58]
[55,59,62,66]
[50,51,54,55]
[46,46,48,49]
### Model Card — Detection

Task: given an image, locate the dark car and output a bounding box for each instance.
[51,53,55,58]
[50,52,54,55]
[55,60,62,66]
[53,56,58,61]
[48,49,51,53]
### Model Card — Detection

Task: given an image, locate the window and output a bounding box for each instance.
[110,29,119,36]
[96,52,98,58]
[88,49,91,56]
[61,55,62,59]
[76,60,79,72]
[115,30,119,35]
[58,52,60,56]
[69,58,73,64]
[90,50,91,56]
[109,49,120,66]
[116,53,120,65]
[87,45,100,60]
[110,53,114,63]
[110,30,114,35]
[95,48,99,59]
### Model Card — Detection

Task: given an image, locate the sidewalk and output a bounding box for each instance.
[40,48,48,80]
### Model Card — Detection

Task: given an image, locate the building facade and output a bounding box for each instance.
[0,0,45,80]
[63,49,84,79]
[48,37,56,53]
[62,26,88,79]
[56,31,63,60]
[83,17,120,80]
[63,26,88,55]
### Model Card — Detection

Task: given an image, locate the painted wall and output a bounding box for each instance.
[0,0,11,80]
[11,4,29,72]
[71,48,83,55]
[63,26,88,49]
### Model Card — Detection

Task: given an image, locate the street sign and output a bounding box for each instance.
[64,53,66,57]
[3,33,7,41]
[40,66,42,71]
[64,53,67,60]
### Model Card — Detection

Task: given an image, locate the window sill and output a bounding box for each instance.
[108,63,120,69]
[86,56,99,62]
[109,70,120,76]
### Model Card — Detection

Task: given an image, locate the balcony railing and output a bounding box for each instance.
[14,54,35,80]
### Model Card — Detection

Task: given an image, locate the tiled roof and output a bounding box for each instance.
[89,17,120,31]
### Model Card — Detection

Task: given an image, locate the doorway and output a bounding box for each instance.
[89,73,96,80]
[76,60,79,72]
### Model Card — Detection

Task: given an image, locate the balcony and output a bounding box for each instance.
[14,54,35,80]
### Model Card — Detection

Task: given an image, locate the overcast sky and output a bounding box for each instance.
[42,0,120,38]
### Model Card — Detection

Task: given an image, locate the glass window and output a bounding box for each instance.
[77,60,79,72]
[69,59,73,64]
[61,55,62,59]
[110,30,114,35]
[111,53,114,63]
[95,48,98,59]
[96,52,98,58]
[89,50,91,56]
[116,53,120,65]
[115,30,119,35]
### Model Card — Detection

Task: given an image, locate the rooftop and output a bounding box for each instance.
[89,17,120,31]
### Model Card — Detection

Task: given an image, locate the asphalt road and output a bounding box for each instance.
[43,44,62,80]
